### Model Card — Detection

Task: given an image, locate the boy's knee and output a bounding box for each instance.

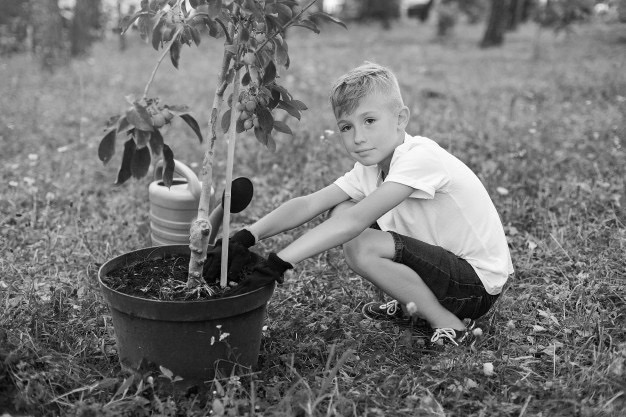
[343,233,375,272]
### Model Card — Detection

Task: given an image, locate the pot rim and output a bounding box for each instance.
[97,245,275,320]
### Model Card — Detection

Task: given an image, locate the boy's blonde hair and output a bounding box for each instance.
[330,62,404,118]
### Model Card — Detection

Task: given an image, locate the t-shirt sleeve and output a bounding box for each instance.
[334,163,366,201]
[384,146,449,199]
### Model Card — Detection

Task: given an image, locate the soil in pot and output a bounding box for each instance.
[101,252,261,301]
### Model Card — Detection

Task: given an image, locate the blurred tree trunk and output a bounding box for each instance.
[619,0,626,23]
[117,0,126,51]
[507,0,524,31]
[481,0,510,48]
[71,0,102,56]
[32,0,65,70]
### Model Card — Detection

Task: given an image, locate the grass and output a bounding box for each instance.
[1,17,625,416]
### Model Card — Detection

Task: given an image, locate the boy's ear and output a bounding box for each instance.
[397,105,410,129]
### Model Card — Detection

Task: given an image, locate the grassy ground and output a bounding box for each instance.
[1,18,625,417]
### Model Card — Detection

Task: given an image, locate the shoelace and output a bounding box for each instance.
[430,328,459,346]
[380,300,400,316]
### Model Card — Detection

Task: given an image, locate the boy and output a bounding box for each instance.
[206,62,513,347]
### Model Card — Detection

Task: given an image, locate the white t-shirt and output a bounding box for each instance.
[334,133,513,295]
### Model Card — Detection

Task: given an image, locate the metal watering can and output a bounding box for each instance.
[149,159,202,246]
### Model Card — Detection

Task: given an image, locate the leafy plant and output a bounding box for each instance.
[97,0,345,290]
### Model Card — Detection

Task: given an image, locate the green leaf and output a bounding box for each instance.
[272,83,292,101]
[98,128,116,164]
[239,26,249,43]
[221,109,231,133]
[165,104,191,113]
[254,126,267,145]
[278,100,301,120]
[152,19,164,50]
[115,139,136,185]
[289,99,308,111]
[292,19,320,34]
[126,107,153,131]
[236,118,245,133]
[207,0,222,17]
[262,61,277,85]
[149,129,164,155]
[190,26,201,46]
[117,116,130,133]
[138,14,155,41]
[243,0,263,18]
[308,11,347,30]
[266,134,276,152]
[272,120,293,135]
[162,144,175,188]
[170,39,181,69]
[257,107,274,133]
[179,113,203,143]
[131,146,151,179]
[242,71,251,86]
[119,11,146,35]
[273,38,289,69]
[134,129,151,148]
[266,3,292,25]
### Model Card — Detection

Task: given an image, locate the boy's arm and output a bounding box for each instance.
[247,184,350,241]
[277,181,414,264]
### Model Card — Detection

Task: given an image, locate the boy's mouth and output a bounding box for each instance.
[355,148,374,154]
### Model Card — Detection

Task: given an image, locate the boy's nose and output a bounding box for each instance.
[354,132,366,144]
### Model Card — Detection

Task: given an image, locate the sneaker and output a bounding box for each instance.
[429,319,479,347]
[362,300,429,331]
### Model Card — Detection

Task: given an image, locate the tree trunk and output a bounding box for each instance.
[619,0,626,23]
[481,0,510,48]
[32,0,65,71]
[507,0,524,31]
[71,0,102,56]
[118,0,126,51]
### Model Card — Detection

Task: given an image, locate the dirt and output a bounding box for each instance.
[101,254,253,301]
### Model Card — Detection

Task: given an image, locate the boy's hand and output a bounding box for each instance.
[224,252,293,296]
[203,229,256,282]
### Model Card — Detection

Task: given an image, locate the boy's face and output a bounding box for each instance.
[335,93,406,168]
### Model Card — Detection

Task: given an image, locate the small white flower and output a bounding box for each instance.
[406,302,418,316]
[28,153,38,161]
[483,362,494,376]
[9,181,18,187]
[210,336,215,346]
[472,327,483,337]
[496,187,509,196]
[219,332,230,341]
[23,177,35,186]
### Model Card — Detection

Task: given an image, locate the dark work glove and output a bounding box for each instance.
[203,229,256,283]
[224,252,293,296]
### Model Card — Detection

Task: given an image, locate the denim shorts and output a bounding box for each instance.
[388,231,499,320]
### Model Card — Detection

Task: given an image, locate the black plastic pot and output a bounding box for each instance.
[98,245,274,386]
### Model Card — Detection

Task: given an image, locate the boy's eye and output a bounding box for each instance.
[340,125,351,132]
[364,118,375,125]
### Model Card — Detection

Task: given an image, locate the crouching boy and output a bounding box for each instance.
[206,62,514,347]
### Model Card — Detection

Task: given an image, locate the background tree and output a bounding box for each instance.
[0,0,30,56]
[481,0,510,48]
[70,0,104,56]
[31,0,66,70]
